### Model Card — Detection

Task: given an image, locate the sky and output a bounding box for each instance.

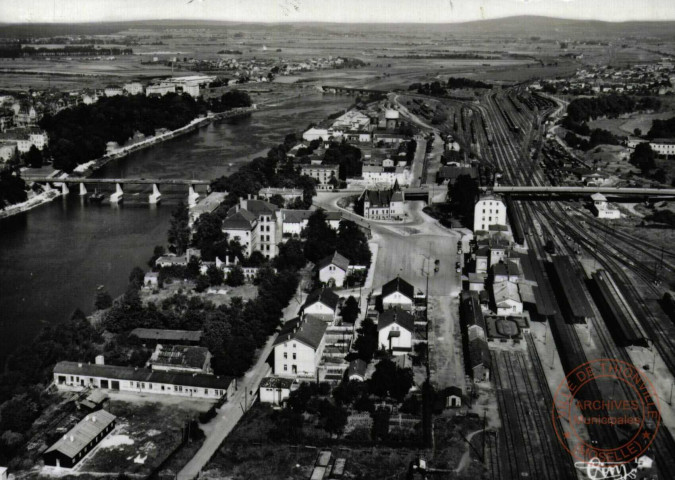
[1,0,674,24]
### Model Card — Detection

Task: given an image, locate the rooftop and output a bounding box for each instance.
[54,361,233,390]
[382,276,415,301]
[378,307,415,332]
[149,344,210,370]
[304,287,340,311]
[317,251,350,272]
[45,410,116,459]
[260,376,296,389]
[274,316,327,350]
[130,328,202,343]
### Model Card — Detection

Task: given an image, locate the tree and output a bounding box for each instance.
[320,402,348,436]
[302,209,337,263]
[95,285,113,310]
[191,212,225,260]
[148,245,165,268]
[168,202,190,254]
[207,264,223,285]
[268,194,286,208]
[336,220,371,266]
[369,358,414,402]
[274,238,307,271]
[634,128,642,137]
[24,145,43,168]
[195,275,210,293]
[0,167,28,208]
[226,265,245,286]
[341,296,359,324]
[629,142,657,174]
[353,317,378,362]
[128,267,145,289]
[449,174,480,228]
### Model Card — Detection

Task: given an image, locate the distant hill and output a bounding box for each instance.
[1,16,675,39]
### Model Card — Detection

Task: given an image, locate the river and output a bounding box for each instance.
[0,91,352,361]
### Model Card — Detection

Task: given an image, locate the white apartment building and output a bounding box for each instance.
[474,195,507,233]
[273,316,327,379]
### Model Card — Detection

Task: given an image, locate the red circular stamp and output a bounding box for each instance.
[552,358,661,466]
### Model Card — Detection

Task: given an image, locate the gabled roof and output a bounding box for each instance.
[304,288,340,311]
[378,307,414,332]
[45,410,116,458]
[274,316,327,350]
[460,291,486,331]
[325,211,342,222]
[244,199,279,217]
[150,345,210,369]
[382,276,415,301]
[361,188,393,208]
[260,376,295,389]
[222,209,257,230]
[493,281,521,306]
[468,337,491,369]
[281,209,312,224]
[130,328,202,343]
[317,251,350,272]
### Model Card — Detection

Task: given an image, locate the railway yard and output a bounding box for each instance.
[450,82,675,478]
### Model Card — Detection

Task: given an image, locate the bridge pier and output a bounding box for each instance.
[149,183,162,204]
[110,183,124,203]
[57,182,70,195]
[79,183,87,196]
[188,185,200,207]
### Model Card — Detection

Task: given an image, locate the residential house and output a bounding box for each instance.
[302,127,332,142]
[381,276,415,311]
[223,196,280,259]
[302,288,340,321]
[104,85,123,97]
[492,260,522,284]
[259,377,296,406]
[123,82,144,95]
[468,337,491,382]
[143,271,159,288]
[354,184,405,221]
[258,187,302,205]
[43,410,117,468]
[147,345,212,374]
[317,251,350,288]
[273,316,327,379]
[377,307,414,355]
[650,138,675,157]
[280,209,313,237]
[443,386,462,408]
[301,164,338,189]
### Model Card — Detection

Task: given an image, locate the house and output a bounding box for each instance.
[381,276,415,311]
[331,110,371,132]
[223,197,280,259]
[146,84,176,96]
[104,85,123,97]
[347,359,368,381]
[123,82,144,95]
[129,328,202,346]
[475,246,489,274]
[492,260,521,284]
[443,386,462,408]
[492,281,523,316]
[362,165,412,187]
[650,138,675,157]
[591,193,620,219]
[474,195,507,233]
[280,209,313,237]
[53,361,234,400]
[301,164,338,188]
[302,288,340,320]
[302,127,331,142]
[147,345,212,374]
[155,254,188,268]
[377,307,414,355]
[468,272,486,292]
[259,376,296,406]
[43,410,117,468]
[384,109,401,130]
[273,316,327,379]
[354,185,405,221]
[325,211,342,230]
[317,251,350,287]
[437,166,478,186]
[221,209,258,256]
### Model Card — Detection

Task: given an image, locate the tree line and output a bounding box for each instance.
[40,90,252,172]
[565,94,661,123]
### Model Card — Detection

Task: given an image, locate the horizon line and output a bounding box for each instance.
[3,14,675,27]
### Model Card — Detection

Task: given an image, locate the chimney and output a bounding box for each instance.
[91,416,96,423]
[69,435,74,442]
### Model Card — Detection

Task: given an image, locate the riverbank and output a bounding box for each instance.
[0,107,255,220]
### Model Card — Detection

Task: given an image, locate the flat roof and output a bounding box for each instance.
[130,328,202,343]
[551,256,595,319]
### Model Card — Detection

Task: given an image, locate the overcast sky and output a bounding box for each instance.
[2,0,674,24]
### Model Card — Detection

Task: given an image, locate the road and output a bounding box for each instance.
[177,281,308,480]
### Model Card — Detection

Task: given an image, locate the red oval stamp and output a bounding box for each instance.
[552,358,661,466]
